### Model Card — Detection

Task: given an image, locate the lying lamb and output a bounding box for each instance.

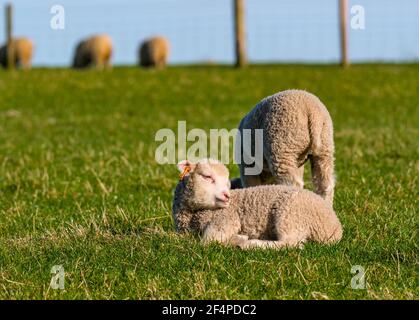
[236,89,335,206]
[173,159,342,249]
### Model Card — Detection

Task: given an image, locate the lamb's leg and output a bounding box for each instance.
[296,165,304,187]
[93,55,105,70]
[238,234,306,250]
[104,59,112,69]
[156,58,165,69]
[268,156,304,189]
[310,154,334,206]
[238,239,287,249]
[261,132,305,188]
[21,58,31,70]
[201,221,241,246]
[229,234,249,247]
[236,217,309,250]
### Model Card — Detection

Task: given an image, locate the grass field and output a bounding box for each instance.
[0,65,417,299]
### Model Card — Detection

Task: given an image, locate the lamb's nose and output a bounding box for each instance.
[222,191,230,201]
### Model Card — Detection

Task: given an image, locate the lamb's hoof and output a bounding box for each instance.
[230,234,248,248]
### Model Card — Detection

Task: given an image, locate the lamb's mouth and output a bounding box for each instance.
[215,198,229,207]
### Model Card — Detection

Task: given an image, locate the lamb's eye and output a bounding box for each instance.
[202,175,215,183]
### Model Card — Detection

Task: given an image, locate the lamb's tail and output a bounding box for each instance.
[308,113,323,155]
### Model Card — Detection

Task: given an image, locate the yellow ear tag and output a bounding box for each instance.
[179,166,191,180]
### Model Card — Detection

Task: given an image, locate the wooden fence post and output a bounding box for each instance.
[5,3,14,70]
[339,0,349,67]
[234,0,247,68]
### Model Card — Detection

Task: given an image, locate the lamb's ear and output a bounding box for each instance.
[177,160,196,179]
[177,160,191,172]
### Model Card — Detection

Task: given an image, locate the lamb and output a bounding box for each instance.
[139,36,170,69]
[172,159,342,250]
[72,34,113,69]
[235,89,335,206]
[0,37,33,69]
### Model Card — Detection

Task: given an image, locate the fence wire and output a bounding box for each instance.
[0,0,418,66]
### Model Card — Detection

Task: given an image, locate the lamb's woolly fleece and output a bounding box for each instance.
[236,89,335,206]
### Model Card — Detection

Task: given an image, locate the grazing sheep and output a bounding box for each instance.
[173,159,342,250]
[0,37,33,69]
[72,34,113,69]
[236,89,335,206]
[230,177,242,190]
[139,36,169,69]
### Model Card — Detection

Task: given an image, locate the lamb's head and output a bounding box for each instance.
[176,159,231,210]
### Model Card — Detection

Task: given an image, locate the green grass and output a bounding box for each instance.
[0,65,417,299]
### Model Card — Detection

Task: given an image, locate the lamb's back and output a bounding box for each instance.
[232,185,298,239]
[240,89,330,130]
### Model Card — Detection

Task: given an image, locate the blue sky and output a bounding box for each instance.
[1,0,418,66]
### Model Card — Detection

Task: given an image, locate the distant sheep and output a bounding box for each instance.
[236,89,335,206]
[72,34,113,69]
[0,37,33,69]
[173,159,342,249]
[139,36,169,69]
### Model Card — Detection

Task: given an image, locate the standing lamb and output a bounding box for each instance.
[72,34,113,69]
[139,36,170,69]
[236,89,335,206]
[0,37,33,69]
[173,159,342,249]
